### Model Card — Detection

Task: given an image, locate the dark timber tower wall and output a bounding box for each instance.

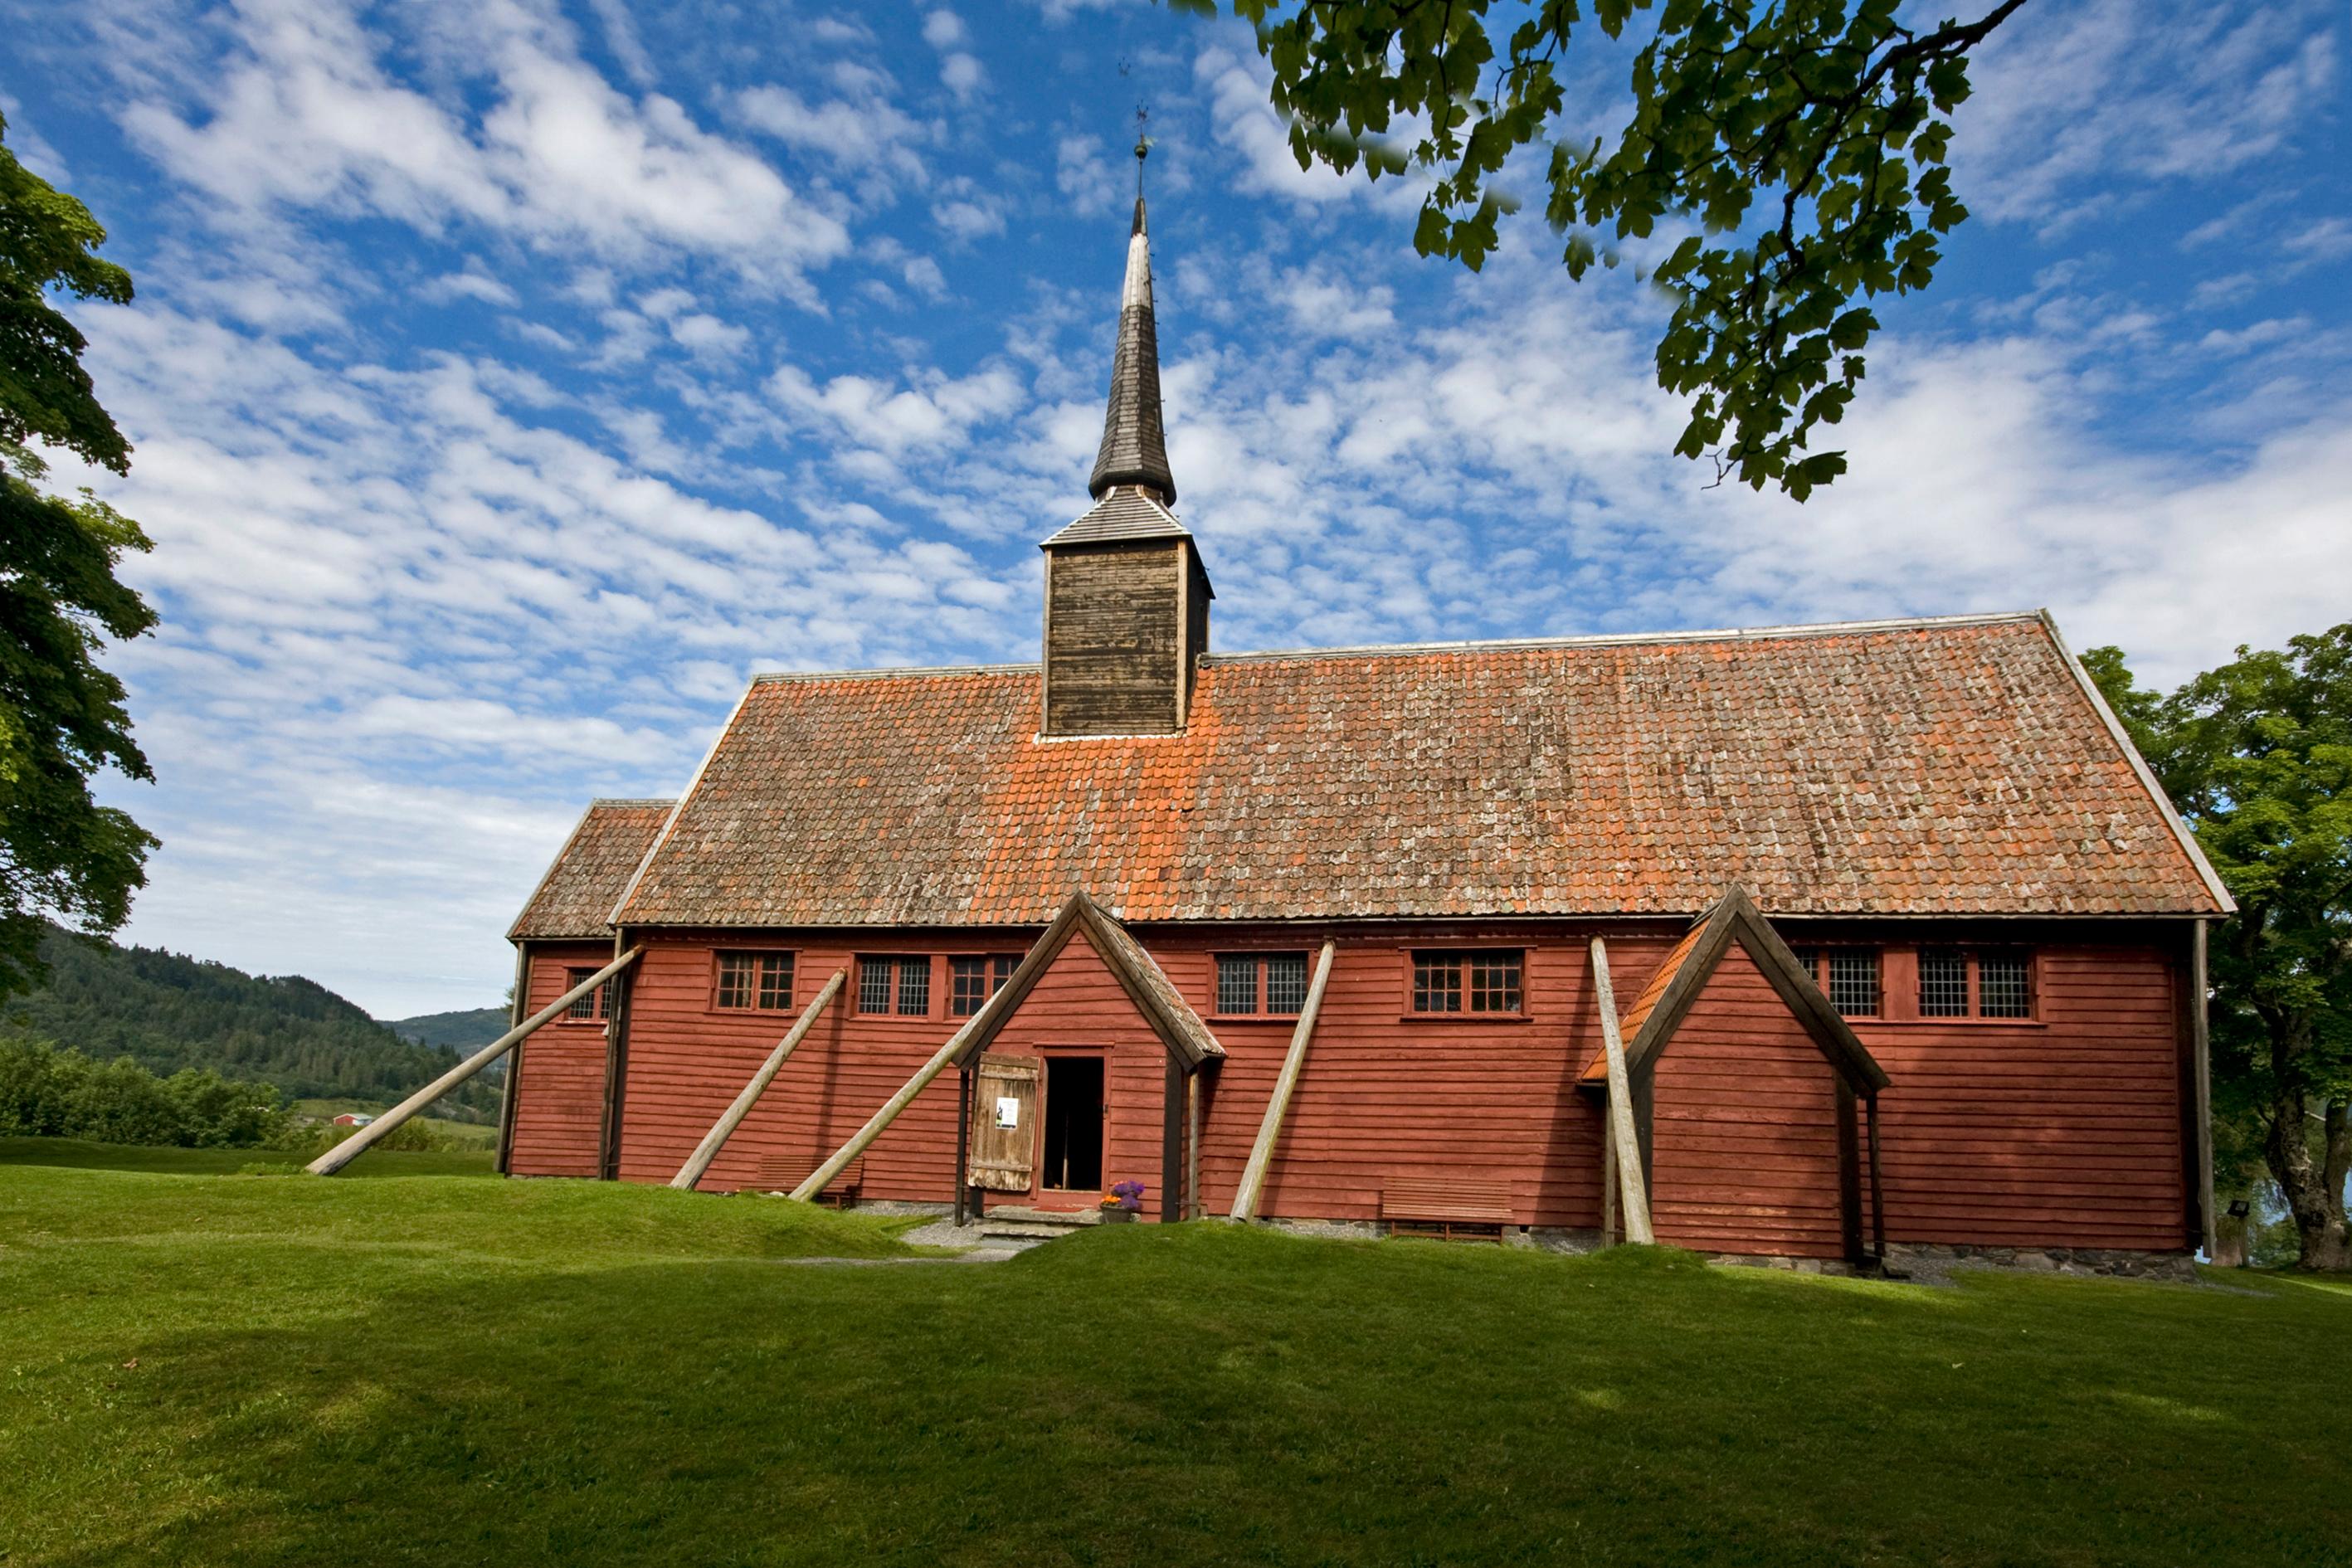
[1040,190,1211,738]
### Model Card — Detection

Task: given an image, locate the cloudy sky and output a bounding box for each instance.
[5,0,2347,1016]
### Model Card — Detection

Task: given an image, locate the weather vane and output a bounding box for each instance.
[1134,103,1152,197]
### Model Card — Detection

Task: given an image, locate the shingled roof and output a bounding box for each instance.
[1040,487,1191,548]
[509,799,672,940]
[606,612,2227,930]
[1087,195,1175,504]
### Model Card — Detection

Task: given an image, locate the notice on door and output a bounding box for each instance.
[995,1097,1020,1129]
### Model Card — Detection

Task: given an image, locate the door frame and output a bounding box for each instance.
[1037,1048,1109,1200]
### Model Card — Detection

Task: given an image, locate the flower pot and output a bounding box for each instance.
[1098,1207,1137,1224]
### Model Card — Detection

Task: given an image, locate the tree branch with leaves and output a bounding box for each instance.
[1187,0,2032,498]
[1,111,158,1000]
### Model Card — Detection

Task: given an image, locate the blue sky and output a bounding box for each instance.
[4,0,2347,1015]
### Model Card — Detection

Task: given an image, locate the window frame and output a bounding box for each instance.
[1210,951,1312,1019]
[1400,947,1531,1021]
[1790,945,1883,1020]
[709,949,797,1015]
[947,953,1021,1018]
[559,965,609,1024]
[1787,942,2043,1025]
[1915,946,2038,1022]
[856,954,934,1018]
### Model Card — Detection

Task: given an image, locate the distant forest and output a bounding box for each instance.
[1,929,502,1121]
[387,1006,511,1049]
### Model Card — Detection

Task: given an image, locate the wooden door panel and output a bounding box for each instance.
[968,1054,1040,1191]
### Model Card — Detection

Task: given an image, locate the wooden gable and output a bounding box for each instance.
[1585,885,1889,1264]
[951,891,1225,1072]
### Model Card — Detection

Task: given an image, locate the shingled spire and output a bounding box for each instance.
[1038,131,1210,738]
[1087,140,1176,505]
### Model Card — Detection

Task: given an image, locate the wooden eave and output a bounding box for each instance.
[1584,884,1891,1096]
[951,890,1226,1073]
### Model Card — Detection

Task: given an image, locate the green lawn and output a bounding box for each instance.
[1,1151,2345,1566]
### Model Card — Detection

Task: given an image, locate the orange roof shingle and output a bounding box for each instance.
[605,614,2223,930]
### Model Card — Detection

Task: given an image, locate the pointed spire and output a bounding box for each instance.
[1088,132,1176,505]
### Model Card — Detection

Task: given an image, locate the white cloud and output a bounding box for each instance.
[1280,266,1395,338]
[939,52,986,100]
[2283,217,2352,265]
[582,0,655,86]
[1195,45,1360,206]
[933,176,1006,241]
[2198,317,2311,356]
[767,360,1025,455]
[119,0,850,289]
[922,11,969,49]
[1960,0,2340,231]
[418,265,519,307]
[1056,133,1119,215]
[731,76,932,186]
[669,312,752,358]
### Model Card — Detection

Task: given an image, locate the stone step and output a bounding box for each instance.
[986,1205,1103,1230]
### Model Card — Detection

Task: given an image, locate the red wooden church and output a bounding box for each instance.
[496,191,2230,1270]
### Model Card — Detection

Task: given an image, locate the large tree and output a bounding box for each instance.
[2085,635,2352,1273]
[0,111,158,999]
[1196,0,2030,497]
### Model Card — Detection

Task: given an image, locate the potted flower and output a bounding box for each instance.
[1098,1180,1146,1223]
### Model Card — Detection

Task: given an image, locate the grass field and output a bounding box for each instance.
[2,1142,2345,1566]
[290,1102,500,1148]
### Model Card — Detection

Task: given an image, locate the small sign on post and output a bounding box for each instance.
[2213,1197,2251,1268]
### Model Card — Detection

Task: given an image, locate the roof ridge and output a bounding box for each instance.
[1201,611,2043,666]
[587,796,674,807]
[749,660,1042,684]
[729,613,2041,689]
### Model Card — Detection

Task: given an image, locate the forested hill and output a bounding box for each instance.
[387,1006,510,1049]
[0,930,502,1120]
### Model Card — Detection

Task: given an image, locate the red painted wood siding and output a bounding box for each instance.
[508,944,613,1178]
[1646,943,1847,1259]
[509,922,2192,1256]
[1854,942,2186,1251]
[612,937,968,1195]
[1143,929,1651,1228]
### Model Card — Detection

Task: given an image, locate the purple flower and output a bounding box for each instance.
[1110,1179,1147,1210]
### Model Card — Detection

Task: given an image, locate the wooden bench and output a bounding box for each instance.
[1381,1178,1514,1242]
[750,1153,867,1206]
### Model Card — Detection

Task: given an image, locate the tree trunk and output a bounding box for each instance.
[2315,1098,2351,1272]
[2267,1082,2350,1272]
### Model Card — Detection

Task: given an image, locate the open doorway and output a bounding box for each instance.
[1040,1055,1104,1193]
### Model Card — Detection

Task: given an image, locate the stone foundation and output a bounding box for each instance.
[1879,1241,2196,1283]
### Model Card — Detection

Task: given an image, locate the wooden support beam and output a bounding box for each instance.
[953,1065,972,1227]
[791,1008,991,1202]
[1162,1059,1182,1224]
[668,971,845,1191]
[1867,1093,1887,1262]
[2191,918,2216,1258]
[1588,937,1653,1244]
[1230,940,1336,1222]
[1186,1072,1200,1220]
[308,948,644,1176]
[598,928,635,1181]
[494,941,529,1176]
[1600,1111,1617,1247]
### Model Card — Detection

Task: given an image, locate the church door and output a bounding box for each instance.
[967,1054,1040,1192]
